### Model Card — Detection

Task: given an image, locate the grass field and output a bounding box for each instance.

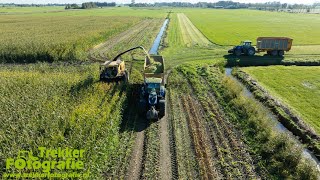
[177,13,211,47]
[162,12,320,70]
[162,13,225,69]
[184,9,320,45]
[241,66,320,134]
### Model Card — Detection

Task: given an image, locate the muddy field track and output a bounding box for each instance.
[124,95,178,180]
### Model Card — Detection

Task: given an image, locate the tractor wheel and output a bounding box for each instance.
[271,50,278,56]
[247,48,255,56]
[159,99,165,117]
[278,50,284,56]
[234,49,241,56]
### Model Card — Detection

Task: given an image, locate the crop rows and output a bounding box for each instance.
[0,15,142,63]
[166,62,319,179]
[167,66,258,179]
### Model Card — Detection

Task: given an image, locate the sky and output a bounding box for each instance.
[0,0,318,5]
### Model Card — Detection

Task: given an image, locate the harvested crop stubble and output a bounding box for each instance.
[89,18,163,61]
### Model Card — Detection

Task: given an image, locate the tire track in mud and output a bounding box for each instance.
[159,95,173,180]
[125,115,147,180]
[169,91,200,179]
[167,92,179,180]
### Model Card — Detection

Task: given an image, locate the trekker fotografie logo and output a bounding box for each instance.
[3,147,89,178]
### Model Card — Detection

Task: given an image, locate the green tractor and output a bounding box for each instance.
[228,40,256,56]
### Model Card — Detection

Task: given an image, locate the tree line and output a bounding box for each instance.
[129,1,320,10]
[65,2,115,10]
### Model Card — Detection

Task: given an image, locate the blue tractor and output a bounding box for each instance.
[139,55,166,120]
[228,40,256,56]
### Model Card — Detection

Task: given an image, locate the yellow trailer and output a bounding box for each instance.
[256,37,293,56]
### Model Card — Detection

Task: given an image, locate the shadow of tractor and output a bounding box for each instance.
[224,54,284,67]
[119,83,156,134]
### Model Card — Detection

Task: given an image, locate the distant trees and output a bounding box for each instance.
[127,1,318,12]
[65,2,115,10]
[65,4,80,9]
[81,2,97,9]
[95,2,116,7]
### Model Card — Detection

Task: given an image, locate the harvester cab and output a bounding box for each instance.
[99,59,128,82]
[228,40,255,56]
[100,46,148,82]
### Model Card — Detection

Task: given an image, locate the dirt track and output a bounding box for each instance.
[159,97,173,180]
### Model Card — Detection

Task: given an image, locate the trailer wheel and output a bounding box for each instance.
[278,50,284,56]
[234,49,241,56]
[159,99,165,117]
[247,48,255,56]
[271,50,278,56]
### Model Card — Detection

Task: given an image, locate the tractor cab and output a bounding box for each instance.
[142,77,165,97]
[228,40,255,56]
[241,40,252,47]
[140,77,166,120]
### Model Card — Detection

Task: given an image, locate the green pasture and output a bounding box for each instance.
[242,66,320,134]
[183,9,320,45]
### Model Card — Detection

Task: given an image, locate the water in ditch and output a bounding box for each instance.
[225,67,320,172]
[149,19,169,55]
